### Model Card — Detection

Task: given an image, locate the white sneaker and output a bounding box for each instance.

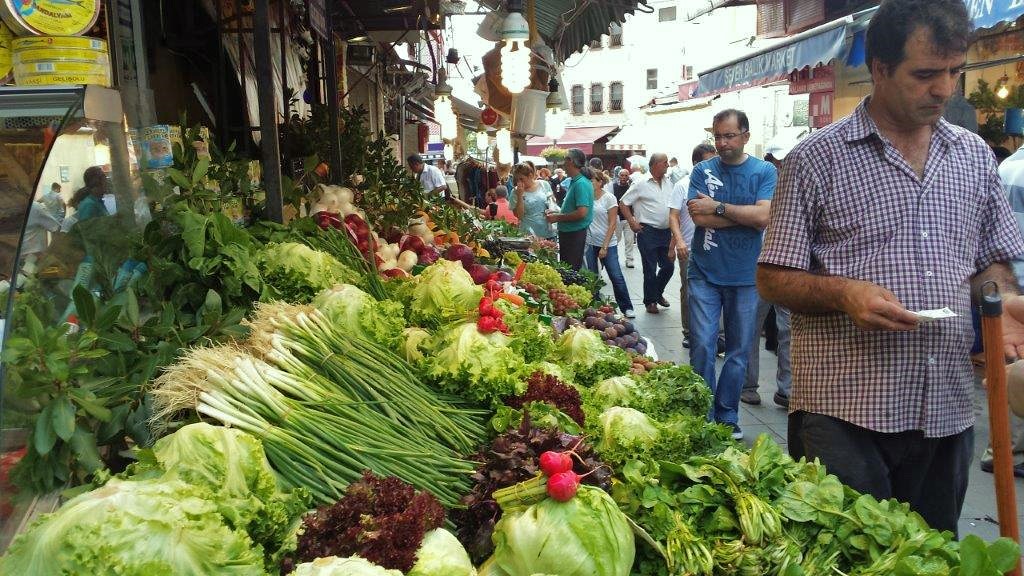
[729,424,744,440]
[623,309,636,319]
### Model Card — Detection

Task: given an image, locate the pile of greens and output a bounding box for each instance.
[260,242,360,303]
[617,435,1020,576]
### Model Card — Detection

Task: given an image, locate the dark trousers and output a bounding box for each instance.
[636,225,674,305]
[558,229,587,271]
[789,411,973,536]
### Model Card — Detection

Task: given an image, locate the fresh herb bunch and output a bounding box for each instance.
[452,419,611,564]
[288,471,445,573]
[506,371,584,427]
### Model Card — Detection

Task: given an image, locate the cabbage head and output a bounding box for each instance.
[411,260,484,327]
[313,284,406,346]
[408,528,477,576]
[261,242,359,303]
[553,327,630,386]
[128,423,310,565]
[426,322,526,404]
[485,486,634,576]
[290,555,403,576]
[0,478,266,575]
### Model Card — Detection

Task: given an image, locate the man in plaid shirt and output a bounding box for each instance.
[757,0,1024,534]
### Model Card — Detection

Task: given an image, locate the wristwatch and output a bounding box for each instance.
[714,202,726,217]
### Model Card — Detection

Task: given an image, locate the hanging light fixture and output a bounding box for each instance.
[545,79,566,140]
[997,74,1011,99]
[496,117,513,162]
[434,69,458,139]
[475,121,489,150]
[500,4,531,94]
[443,143,454,161]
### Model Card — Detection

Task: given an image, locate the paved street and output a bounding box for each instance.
[600,249,1024,541]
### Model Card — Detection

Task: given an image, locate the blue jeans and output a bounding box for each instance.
[636,225,674,305]
[744,299,792,397]
[585,244,635,313]
[688,278,759,425]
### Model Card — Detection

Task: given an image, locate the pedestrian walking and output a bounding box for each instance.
[584,169,636,318]
[613,169,637,268]
[687,110,776,440]
[757,0,1024,535]
[620,153,676,314]
[671,143,717,349]
[546,148,594,270]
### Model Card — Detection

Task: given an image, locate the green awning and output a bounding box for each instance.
[481,0,648,62]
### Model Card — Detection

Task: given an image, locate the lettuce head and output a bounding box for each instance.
[553,327,630,386]
[485,485,634,576]
[261,242,360,303]
[411,260,484,327]
[290,555,403,576]
[408,528,477,576]
[426,322,526,404]
[313,284,406,346]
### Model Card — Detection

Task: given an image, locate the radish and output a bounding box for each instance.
[546,471,581,501]
[539,450,573,477]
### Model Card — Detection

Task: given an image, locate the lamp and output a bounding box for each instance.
[500,9,531,94]
[997,74,1011,99]
[446,48,460,64]
[443,143,454,161]
[434,69,458,139]
[545,79,565,140]
[475,121,489,150]
[496,117,513,162]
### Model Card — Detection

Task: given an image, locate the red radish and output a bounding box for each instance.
[477,316,499,333]
[546,471,581,501]
[539,451,573,476]
[479,297,495,317]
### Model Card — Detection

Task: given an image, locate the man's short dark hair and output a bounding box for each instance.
[692,143,717,165]
[495,187,508,199]
[588,157,604,170]
[407,154,424,166]
[713,109,749,133]
[866,0,972,73]
[994,146,1013,164]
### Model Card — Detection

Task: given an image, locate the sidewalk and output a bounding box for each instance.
[603,252,1024,541]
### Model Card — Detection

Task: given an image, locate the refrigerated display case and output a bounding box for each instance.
[0,85,140,548]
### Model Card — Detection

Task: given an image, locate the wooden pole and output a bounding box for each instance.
[979,281,1022,576]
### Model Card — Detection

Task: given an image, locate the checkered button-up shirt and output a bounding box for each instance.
[759,99,1024,438]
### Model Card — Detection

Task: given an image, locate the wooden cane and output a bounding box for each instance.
[979,281,1022,576]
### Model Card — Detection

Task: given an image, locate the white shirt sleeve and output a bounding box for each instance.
[670,178,689,210]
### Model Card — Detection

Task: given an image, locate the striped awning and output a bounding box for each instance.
[606,124,646,151]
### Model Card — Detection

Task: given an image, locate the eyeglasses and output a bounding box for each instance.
[713,131,749,142]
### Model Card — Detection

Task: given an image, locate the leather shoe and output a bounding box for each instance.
[773,391,789,408]
[740,390,761,405]
[645,303,660,314]
[658,297,670,307]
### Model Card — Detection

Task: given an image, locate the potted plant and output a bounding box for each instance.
[540,146,567,164]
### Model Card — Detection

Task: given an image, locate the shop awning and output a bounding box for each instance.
[524,125,617,155]
[696,16,851,97]
[606,125,646,151]
[969,1,1024,31]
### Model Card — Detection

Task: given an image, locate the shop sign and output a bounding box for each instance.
[809,91,833,128]
[308,0,328,41]
[789,64,834,95]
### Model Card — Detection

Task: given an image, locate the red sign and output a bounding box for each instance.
[809,91,833,128]
[481,107,498,126]
[789,64,834,95]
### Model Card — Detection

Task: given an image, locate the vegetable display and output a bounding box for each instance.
[260,242,359,303]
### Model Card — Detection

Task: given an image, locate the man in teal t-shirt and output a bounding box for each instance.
[546,147,593,270]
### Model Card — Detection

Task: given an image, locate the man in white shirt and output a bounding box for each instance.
[668,157,688,185]
[620,153,675,314]
[407,154,448,196]
[670,143,717,342]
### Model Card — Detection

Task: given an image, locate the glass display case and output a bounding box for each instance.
[0,85,142,549]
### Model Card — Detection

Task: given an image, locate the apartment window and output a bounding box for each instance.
[571,85,584,115]
[610,82,624,112]
[681,65,694,81]
[609,22,623,47]
[590,83,603,113]
[658,6,676,21]
[646,68,658,90]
